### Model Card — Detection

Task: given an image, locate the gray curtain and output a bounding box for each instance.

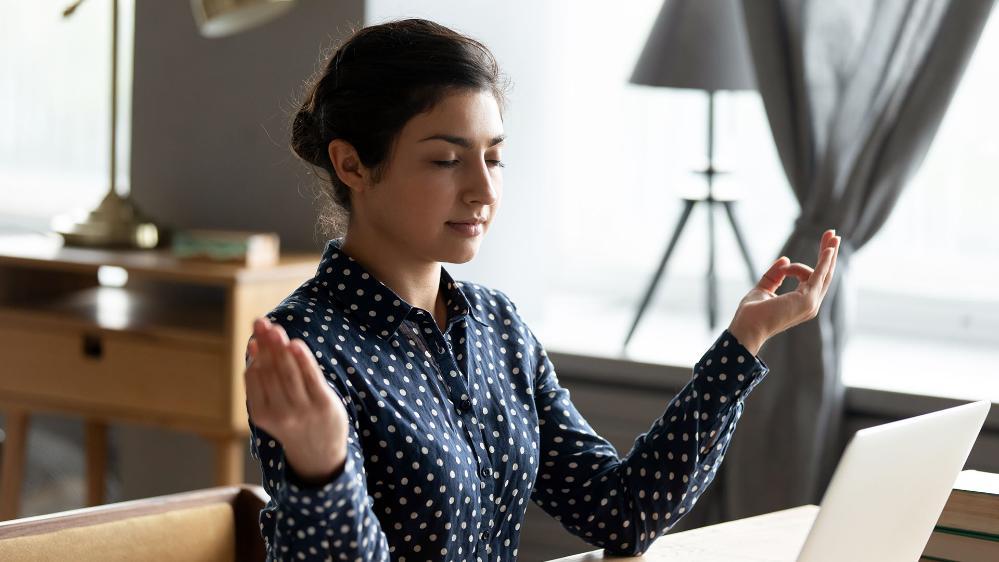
[687,0,996,526]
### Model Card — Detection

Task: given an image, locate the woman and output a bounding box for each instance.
[243,18,840,562]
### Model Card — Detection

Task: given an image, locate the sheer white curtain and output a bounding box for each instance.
[0,0,134,228]
[849,9,999,343]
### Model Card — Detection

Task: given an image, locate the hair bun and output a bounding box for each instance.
[291,106,331,171]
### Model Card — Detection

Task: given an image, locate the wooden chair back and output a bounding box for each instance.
[0,485,268,561]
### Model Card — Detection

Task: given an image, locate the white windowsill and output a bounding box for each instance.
[533,290,999,412]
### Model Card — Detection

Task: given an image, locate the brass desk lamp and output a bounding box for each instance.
[53,0,295,249]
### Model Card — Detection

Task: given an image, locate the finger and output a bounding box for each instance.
[758,256,791,294]
[244,361,269,420]
[269,327,310,406]
[290,339,328,403]
[254,321,290,411]
[806,247,836,293]
[780,263,814,284]
[271,322,291,346]
[819,229,836,256]
[821,236,842,294]
[252,319,275,369]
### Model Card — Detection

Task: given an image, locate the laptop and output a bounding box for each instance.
[796,399,991,562]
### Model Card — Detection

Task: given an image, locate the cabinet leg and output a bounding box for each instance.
[0,409,29,521]
[214,436,244,486]
[85,420,107,507]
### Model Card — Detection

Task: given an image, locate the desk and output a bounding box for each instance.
[548,505,819,561]
[0,235,318,519]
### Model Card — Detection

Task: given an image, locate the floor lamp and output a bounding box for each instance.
[624,0,759,348]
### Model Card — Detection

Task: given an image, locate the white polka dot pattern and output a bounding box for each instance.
[245,237,769,561]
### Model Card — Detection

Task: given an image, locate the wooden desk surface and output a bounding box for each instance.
[548,505,819,562]
[0,233,318,286]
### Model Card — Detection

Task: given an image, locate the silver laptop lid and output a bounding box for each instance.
[796,400,991,562]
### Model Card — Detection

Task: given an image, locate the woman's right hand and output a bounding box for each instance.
[244,317,349,484]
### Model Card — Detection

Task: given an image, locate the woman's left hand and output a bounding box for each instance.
[727,229,841,356]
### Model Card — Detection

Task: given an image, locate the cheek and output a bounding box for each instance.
[387,178,453,224]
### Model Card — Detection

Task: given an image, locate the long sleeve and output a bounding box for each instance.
[245,337,391,561]
[244,236,775,561]
[527,327,769,557]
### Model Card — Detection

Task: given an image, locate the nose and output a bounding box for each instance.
[465,158,500,206]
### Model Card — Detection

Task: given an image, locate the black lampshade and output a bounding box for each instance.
[630,0,756,92]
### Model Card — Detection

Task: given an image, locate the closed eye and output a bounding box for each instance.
[433,160,505,168]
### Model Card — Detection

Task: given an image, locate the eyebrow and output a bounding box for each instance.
[418,133,506,148]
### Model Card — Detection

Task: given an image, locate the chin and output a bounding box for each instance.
[440,236,482,264]
[448,243,480,264]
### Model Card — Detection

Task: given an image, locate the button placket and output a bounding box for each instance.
[417,310,498,534]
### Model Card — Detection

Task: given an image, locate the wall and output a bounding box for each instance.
[129,0,364,253]
[113,0,365,500]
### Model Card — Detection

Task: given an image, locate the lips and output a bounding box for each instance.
[447,218,485,225]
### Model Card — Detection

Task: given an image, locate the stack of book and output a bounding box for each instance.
[170,229,280,268]
[921,470,999,561]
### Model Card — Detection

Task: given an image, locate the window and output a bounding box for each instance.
[532,2,999,401]
[841,9,999,400]
[534,0,797,366]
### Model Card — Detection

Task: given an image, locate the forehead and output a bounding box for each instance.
[400,90,504,144]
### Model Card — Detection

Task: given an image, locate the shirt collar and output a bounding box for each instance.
[313,237,489,340]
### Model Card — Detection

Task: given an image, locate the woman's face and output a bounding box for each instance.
[353,89,505,265]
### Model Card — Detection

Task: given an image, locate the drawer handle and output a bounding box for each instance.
[82,334,103,359]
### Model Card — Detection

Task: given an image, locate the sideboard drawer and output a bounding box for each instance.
[0,325,227,425]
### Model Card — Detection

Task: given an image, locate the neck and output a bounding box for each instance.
[340,225,443,322]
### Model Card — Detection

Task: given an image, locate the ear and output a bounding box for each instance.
[327,138,371,194]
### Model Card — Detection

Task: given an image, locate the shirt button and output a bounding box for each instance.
[479,466,492,478]
[480,531,489,541]
[457,398,472,412]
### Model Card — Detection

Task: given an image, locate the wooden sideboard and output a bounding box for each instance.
[0,234,318,520]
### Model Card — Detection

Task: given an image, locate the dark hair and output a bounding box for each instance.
[290,18,512,238]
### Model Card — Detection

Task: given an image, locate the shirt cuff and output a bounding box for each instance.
[276,453,361,520]
[695,329,770,400]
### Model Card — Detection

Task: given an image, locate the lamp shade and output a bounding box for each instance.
[191,0,295,38]
[630,0,756,92]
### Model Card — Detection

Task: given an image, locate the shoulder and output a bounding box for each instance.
[262,281,334,333]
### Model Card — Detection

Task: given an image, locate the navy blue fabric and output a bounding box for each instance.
[247,236,770,561]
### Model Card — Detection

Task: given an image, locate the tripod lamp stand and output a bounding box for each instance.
[623,0,759,348]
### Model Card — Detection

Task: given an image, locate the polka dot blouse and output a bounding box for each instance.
[246,237,770,561]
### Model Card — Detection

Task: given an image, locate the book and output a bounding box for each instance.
[170,229,280,268]
[922,528,999,561]
[935,470,999,538]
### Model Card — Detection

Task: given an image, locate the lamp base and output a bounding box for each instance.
[52,190,163,250]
